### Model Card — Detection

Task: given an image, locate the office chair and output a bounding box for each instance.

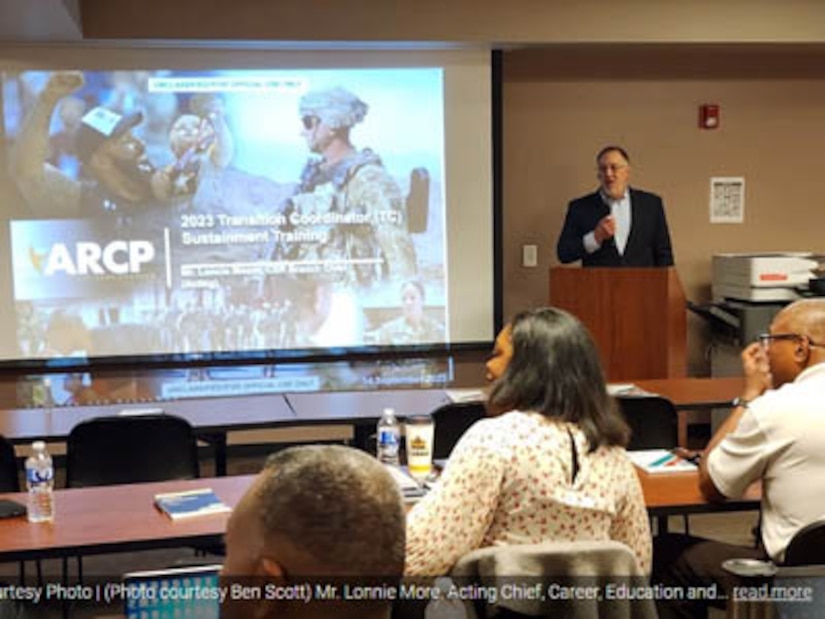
[616,396,690,535]
[66,414,199,488]
[449,541,657,619]
[0,435,19,494]
[616,395,679,451]
[770,525,825,619]
[430,401,486,460]
[64,414,201,579]
[722,520,825,619]
[783,518,825,566]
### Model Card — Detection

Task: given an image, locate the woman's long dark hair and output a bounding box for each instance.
[488,307,629,452]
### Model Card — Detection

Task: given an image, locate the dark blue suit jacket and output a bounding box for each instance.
[556,188,674,267]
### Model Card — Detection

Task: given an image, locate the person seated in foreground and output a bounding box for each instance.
[404,307,652,576]
[221,445,406,619]
[653,298,825,619]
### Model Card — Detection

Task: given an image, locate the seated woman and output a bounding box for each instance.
[405,307,652,576]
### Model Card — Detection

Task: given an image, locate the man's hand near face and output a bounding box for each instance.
[741,342,772,401]
[593,215,616,245]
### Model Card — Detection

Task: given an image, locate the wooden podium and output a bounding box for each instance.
[549,267,687,381]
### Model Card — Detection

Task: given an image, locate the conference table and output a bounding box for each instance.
[639,468,760,534]
[0,377,742,475]
[285,388,452,448]
[0,394,297,476]
[0,469,759,564]
[631,377,742,410]
[0,476,249,563]
[0,389,453,476]
[284,377,744,447]
[630,376,742,447]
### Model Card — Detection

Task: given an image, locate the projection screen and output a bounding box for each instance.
[0,47,494,366]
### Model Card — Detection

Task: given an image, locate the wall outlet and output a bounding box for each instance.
[522,244,538,268]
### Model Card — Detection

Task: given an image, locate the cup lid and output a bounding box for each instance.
[405,415,433,424]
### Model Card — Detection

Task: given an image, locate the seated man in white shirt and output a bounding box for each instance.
[653,298,825,619]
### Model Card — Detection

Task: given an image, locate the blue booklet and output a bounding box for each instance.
[154,488,232,520]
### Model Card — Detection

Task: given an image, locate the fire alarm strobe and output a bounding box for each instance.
[699,104,720,129]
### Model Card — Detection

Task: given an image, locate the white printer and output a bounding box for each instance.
[712,253,819,302]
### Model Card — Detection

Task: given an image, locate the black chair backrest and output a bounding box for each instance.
[616,396,679,451]
[66,414,199,488]
[430,401,486,460]
[784,519,825,566]
[0,434,20,492]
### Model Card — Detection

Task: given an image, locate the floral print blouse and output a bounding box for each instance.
[405,411,652,575]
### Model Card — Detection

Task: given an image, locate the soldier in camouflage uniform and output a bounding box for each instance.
[371,279,444,345]
[272,87,418,288]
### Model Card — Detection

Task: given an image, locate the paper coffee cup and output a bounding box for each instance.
[405,415,434,480]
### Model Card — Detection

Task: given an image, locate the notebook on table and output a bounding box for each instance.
[123,564,222,619]
[628,449,698,474]
[384,464,439,502]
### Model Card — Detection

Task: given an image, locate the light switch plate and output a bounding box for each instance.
[522,244,538,268]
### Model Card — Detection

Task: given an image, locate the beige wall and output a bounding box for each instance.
[77,0,825,45]
[4,43,825,377]
[5,23,825,379]
[501,47,825,372]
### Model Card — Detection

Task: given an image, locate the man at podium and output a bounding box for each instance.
[556,146,674,267]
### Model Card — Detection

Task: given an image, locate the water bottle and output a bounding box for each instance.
[25,441,55,523]
[376,408,401,466]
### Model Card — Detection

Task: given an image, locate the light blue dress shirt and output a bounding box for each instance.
[583,189,632,255]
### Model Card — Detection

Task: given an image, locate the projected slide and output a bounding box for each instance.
[1,68,448,360]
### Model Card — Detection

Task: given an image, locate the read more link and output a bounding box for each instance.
[30,240,156,276]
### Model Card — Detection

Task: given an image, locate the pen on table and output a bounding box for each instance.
[650,453,676,467]
[670,448,702,464]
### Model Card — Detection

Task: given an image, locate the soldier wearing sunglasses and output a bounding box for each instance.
[271,87,417,289]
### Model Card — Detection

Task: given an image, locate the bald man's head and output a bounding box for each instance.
[766,299,825,386]
[778,299,825,344]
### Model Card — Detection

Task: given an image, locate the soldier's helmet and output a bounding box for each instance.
[299,87,368,130]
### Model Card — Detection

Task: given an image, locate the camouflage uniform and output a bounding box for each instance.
[271,88,417,288]
[372,315,444,346]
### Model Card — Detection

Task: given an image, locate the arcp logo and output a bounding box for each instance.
[30,240,156,276]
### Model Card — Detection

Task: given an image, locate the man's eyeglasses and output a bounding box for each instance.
[301,115,319,131]
[597,164,628,174]
[757,333,825,348]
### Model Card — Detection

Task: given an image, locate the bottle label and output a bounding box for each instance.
[378,429,399,446]
[26,467,54,484]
